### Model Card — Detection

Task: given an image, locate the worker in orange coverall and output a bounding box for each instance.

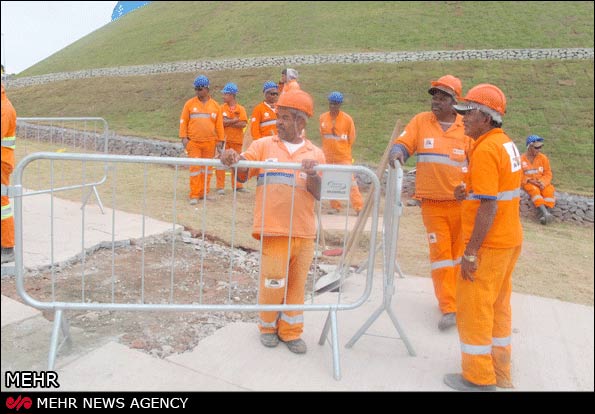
[319,91,363,214]
[445,83,523,392]
[250,81,279,141]
[179,75,224,204]
[388,75,473,331]
[1,83,17,264]
[220,89,325,355]
[521,134,555,224]
[280,68,300,95]
[215,82,248,195]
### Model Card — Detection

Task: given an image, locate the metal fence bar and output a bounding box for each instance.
[13,152,381,378]
[16,118,109,213]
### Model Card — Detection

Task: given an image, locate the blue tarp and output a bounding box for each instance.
[111,1,151,21]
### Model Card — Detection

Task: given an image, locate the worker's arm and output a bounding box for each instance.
[302,159,321,200]
[461,198,497,281]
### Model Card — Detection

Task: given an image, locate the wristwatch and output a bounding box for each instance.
[463,254,477,263]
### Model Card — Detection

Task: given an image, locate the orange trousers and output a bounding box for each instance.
[216,142,243,190]
[421,200,463,314]
[456,245,521,386]
[1,161,14,248]
[523,183,555,208]
[186,140,216,199]
[258,236,314,342]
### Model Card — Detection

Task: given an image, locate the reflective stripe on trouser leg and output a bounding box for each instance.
[186,140,216,199]
[421,200,462,314]
[258,236,314,341]
[456,245,521,386]
[523,183,545,208]
[542,184,556,209]
[1,162,14,248]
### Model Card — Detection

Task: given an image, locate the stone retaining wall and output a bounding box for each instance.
[7,48,594,89]
[17,122,593,225]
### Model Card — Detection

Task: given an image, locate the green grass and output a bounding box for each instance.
[18,1,594,77]
[10,59,594,194]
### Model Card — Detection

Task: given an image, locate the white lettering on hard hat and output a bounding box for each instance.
[428,233,437,243]
[423,138,434,149]
[265,278,285,289]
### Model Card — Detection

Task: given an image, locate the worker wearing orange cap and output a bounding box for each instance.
[250,81,279,141]
[216,82,248,195]
[445,83,523,391]
[179,75,224,204]
[1,84,17,264]
[220,89,325,355]
[319,91,363,214]
[389,75,473,331]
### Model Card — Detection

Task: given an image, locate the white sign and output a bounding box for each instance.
[321,171,351,200]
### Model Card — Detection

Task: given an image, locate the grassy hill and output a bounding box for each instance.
[19,1,594,77]
[8,1,594,194]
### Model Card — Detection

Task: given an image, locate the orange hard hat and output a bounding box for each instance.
[277,89,314,118]
[428,75,462,100]
[460,83,506,115]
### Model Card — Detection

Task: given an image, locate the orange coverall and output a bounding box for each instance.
[319,110,363,212]
[394,112,473,314]
[216,102,248,191]
[459,128,523,387]
[1,85,16,249]
[520,152,555,208]
[240,135,325,341]
[250,102,277,141]
[179,97,224,199]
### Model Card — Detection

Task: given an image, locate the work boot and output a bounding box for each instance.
[496,377,514,389]
[217,189,225,195]
[189,198,198,205]
[235,187,248,193]
[1,247,15,264]
[282,338,307,354]
[438,312,456,331]
[538,205,554,225]
[443,373,496,392]
[260,333,279,348]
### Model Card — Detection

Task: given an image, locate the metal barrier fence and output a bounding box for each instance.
[16,117,109,212]
[12,152,381,380]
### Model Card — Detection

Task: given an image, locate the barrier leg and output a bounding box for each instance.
[81,186,105,214]
[47,310,63,370]
[386,307,416,356]
[330,310,341,381]
[318,311,332,345]
[345,305,384,348]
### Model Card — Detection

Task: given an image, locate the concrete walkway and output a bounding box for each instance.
[1,196,593,391]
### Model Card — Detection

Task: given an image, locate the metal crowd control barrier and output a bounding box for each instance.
[16,117,109,213]
[345,163,416,356]
[12,152,381,381]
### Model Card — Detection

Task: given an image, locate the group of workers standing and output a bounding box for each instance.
[0,66,558,391]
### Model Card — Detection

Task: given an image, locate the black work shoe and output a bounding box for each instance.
[438,312,456,330]
[260,333,279,348]
[1,247,15,264]
[282,338,307,354]
[444,373,496,392]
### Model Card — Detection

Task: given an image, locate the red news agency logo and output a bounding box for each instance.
[6,395,32,411]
